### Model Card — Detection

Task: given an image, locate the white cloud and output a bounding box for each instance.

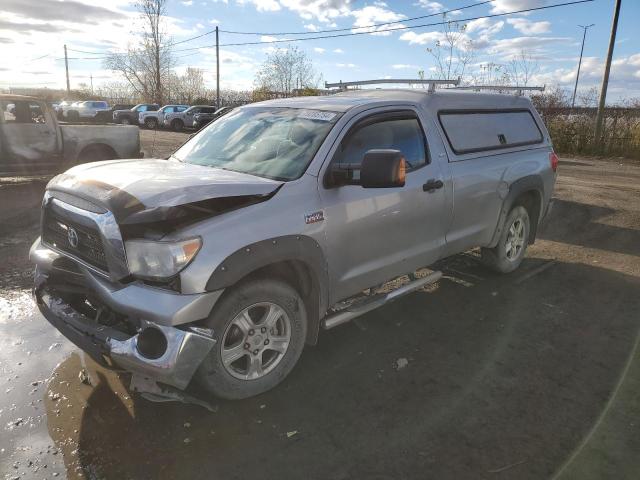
[488,36,571,58]
[350,5,405,36]
[392,64,420,70]
[196,22,204,29]
[304,23,319,31]
[507,18,551,35]
[333,48,344,53]
[490,0,547,14]
[336,63,356,68]
[274,0,351,23]
[399,30,442,45]
[182,0,193,5]
[238,0,281,12]
[209,18,220,24]
[415,1,443,13]
[314,47,325,53]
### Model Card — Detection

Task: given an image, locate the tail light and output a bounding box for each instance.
[549,151,559,173]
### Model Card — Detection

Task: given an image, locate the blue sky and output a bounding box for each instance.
[1,0,639,102]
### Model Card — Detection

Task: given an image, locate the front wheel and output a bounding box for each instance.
[195,279,307,399]
[481,205,530,274]
[144,118,158,129]
[120,117,131,125]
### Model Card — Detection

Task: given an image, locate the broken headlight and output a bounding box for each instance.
[125,238,201,280]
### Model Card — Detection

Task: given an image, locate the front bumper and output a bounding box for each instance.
[31,239,220,390]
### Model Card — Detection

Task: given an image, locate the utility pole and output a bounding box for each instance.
[64,44,70,96]
[594,0,622,145]
[216,26,220,109]
[90,73,93,95]
[571,24,594,109]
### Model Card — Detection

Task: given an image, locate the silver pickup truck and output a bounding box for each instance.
[1,95,140,175]
[30,90,556,400]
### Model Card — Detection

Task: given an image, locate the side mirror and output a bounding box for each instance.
[360,149,406,188]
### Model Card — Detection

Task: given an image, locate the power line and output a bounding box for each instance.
[46,0,594,61]
[171,0,594,51]
[173,0,493,45]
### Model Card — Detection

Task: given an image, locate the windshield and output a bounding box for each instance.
[173,107,341,181]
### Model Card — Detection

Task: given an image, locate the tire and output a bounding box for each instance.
[120,117,131,125]
[195,278,307,400]
[481,205,530,274]
[171,119,184,132]
[144,117,158,129]
[67,111,80,122]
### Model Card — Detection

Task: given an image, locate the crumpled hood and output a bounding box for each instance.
[47,158,283,223]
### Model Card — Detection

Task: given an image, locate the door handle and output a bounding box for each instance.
[423,179,444,192]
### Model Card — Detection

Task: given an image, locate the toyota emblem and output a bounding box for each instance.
[67,227,79,248]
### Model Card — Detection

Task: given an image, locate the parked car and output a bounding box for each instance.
[62,100,110,122]
[93,103,136,124]
[30,90,556,401]
[192,106,233,130]
[0,94,140,175]
[163,105,217,131]
[113,103,160,125]
[139,104,188,129]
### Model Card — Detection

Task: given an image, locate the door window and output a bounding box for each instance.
[332,113,428,171]
[1,101,46,124]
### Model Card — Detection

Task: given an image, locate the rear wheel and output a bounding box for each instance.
[195,279,307,399]
[120,117,131,125]
[171,119,184,132]
[481,205,530,273]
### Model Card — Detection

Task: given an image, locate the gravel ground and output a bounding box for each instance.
[1,131,639,479]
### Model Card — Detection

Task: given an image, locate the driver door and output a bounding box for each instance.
[319,108,448,303]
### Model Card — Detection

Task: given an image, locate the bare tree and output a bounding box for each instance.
[578,86,599,107]
[255,46,320,96]
[170,67,207,104]
[507,51,539,87]
[426,17,475,82]
[104,0,173,104]
[470,62,511,86]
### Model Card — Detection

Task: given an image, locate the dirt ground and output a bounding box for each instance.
[1,131,639,479]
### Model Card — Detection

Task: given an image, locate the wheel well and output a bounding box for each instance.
[235,260,321,345]
[513,189,542,243]
[78,143,117,161]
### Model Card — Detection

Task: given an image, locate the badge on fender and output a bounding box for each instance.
[304,211,324,224]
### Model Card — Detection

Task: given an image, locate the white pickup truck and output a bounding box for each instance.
[61,100,111,122]
[0,94,141,175]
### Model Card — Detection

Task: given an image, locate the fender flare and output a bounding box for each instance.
[205,235,329,345]
[488,175,545,248]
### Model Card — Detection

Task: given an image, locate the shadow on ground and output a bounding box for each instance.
[44,258,640,480]
[539,199,640,257]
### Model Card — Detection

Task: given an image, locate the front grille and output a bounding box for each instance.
[42,210,108,272]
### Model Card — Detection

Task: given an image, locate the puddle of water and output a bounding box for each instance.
[0,288,75,479]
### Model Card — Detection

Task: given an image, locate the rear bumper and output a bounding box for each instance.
[31,239,220,390]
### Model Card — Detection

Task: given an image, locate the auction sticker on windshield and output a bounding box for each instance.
[297,110,337,122]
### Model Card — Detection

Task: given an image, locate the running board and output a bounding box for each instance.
[322,271,442,330]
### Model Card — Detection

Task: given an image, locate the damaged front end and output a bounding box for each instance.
[30,160,283,399]
[32,245,217,391]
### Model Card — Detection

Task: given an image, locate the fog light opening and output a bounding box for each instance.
[136,327,168,360]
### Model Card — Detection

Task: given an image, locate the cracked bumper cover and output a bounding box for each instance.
[31,239,219,390]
